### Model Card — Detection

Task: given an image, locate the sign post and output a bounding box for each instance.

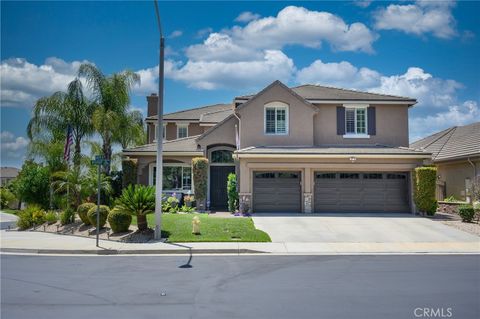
[90,155,110,247]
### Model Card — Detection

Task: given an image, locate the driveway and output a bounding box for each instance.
[0,212,18,230]
[252,213,480,243]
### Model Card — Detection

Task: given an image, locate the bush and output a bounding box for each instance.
[167,195,179,213]
[45,211,58,225]
[227,173,238,213]
[87,205,110,228]
[0,188,16,209]
[108,208,132,233]
[122,159,137,188]
[458,205,475,222]
[77,202,96,225]
[115,184,155,231]
[179,205,196,213]
[13,160,50,209]
[192,157,208,209]
[16,205,43,230]
[413,167,437,216]
[60,208,75,225]
[444,195,460,203]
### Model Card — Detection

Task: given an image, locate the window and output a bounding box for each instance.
[278,172,299,179]
[177,124,188,139]
[255,172,275,179]
[265,103,288,135]
[386,173,407,180]
[340,173,359,179]
[152,165,192,191]
[363,173,383,179]
[153,124,166,141]
[211,150,234,163]
[345,107,368,136]
[316,173,336,179]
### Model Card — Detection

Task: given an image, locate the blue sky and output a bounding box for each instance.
[1,0,479,167]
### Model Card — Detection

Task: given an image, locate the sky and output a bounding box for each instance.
[1,0,479,167]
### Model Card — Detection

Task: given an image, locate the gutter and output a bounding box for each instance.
[234,153,431,160]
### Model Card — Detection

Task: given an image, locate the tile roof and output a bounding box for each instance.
[123,136,202,154]
[237,84,416,103]
[410,122,480,161]
[0,167,19,178]
[236,145,430,156]
[146,103,232,121]
[199,108,233,124]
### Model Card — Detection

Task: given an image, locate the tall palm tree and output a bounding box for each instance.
[78,64,140,174]
[114,110,146,150]
[27,78,95,168]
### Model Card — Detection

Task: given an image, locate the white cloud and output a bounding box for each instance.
[168,30,183,39]
[0,57,90,108]
[1,131,28,160]
[168,50,295,90]
[374,0,457,39]
[354,1,372,8]
[235,11,261,23]
[410,101,479,141]
[196,27,213,38]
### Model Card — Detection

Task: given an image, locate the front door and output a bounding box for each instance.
[209,166,235,210]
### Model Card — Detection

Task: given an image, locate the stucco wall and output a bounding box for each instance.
[147,122,208,143]
[436,159,479,200]
[237,84,316,148]
[313,104,409,146]
[197,116,238,150]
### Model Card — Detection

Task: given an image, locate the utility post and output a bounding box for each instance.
[91,155,110,247]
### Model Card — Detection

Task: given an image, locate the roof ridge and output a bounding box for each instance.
[433,127,458,160]
[163,135,201,144]
[148,103,230,118]
[413,126,456,150]
[291,83,415,100]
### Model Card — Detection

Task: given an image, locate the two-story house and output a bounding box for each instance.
[123,81,430,213]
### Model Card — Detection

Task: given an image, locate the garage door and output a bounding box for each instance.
[253,171,301,212]
[314,172,410,213]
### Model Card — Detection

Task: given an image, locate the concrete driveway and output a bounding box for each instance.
[0,212,18,230]
[252,213,480,243]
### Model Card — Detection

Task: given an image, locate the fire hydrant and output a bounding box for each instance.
[192,216,201,235]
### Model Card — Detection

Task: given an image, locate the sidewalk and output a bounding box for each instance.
[0,212,18,230]
[1,230,479,255]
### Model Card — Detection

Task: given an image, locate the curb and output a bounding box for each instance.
[0,247,266,255]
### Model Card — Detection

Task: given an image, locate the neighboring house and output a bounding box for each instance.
[0,167,19,186]
[124,81,430,213]
[410,122,480,202]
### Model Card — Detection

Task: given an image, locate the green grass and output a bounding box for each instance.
[131,213,271,242]
[1,209,21,215]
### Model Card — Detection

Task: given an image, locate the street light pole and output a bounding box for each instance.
[153,0,164,240]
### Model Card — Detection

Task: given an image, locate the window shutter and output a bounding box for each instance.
[368,107,376,135]
[336,106,345,135]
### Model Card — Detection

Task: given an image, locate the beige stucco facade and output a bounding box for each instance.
[147,122,209,143]
[435,158,480,201]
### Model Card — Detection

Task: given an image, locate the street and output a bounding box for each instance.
[1,254,479,319]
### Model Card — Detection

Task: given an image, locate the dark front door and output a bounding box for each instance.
[209,166,235,210]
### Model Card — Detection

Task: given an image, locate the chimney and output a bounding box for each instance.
[147,93,158,117]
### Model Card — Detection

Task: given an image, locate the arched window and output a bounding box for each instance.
[211,150,234,164]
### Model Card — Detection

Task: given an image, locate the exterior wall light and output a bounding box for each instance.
[349,156,357,163]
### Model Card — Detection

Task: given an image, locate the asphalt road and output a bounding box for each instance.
[1,254,479,319]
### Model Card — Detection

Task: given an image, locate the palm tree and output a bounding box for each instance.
[27,79,95,168]
[114,110,146,150]
[115,185,155,231]
[78,64,140,173]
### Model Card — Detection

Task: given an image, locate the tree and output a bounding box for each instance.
[115,185,155,231]
[12,161,50,209]
[0,188,16,209]
[27,78,95,168]
[113,110,146,150]
[78,64,140,173]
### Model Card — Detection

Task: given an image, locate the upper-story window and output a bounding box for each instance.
[264,102,288,135]
[177,124,188,139]
[344,105,368,138]
[153,124,166,142]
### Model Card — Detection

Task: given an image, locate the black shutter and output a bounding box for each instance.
[336,106,345,135]
[368,107,376,135]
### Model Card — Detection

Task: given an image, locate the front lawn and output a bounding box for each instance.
[131,214,271,242]
[1,209,21,215]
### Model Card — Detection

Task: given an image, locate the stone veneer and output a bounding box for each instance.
[239,193,252,213]
[303,193,312,213]
[437,201,468,215]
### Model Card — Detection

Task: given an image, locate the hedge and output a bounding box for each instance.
[77,202,96,225]
[192,157,208,208]
[122,159,138,189]
[458,205,475,222]
[413,166,437,216]
[87,205,110,228]
[227,173,238,213]
[107,208,132,233]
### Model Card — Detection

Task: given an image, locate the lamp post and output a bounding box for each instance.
[153,0,164,240]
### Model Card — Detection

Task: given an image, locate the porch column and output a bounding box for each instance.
[239,159,252,213]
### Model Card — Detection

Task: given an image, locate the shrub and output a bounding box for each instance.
[413,167,437,216]
[179,205,195,213]
[167,195,179,213]
[0,188,16,209]
[458,205,475,222]
[192,157,208,210]
[227,173,238,213]
[16,205,43,229]
[184,195,194,207]
[444,195,460,203]
[13,160,50,209]
[45,211,58,225]
[32,210,46,225]
[87,205,110,228]
[108,208,132,233]
[77,202,96,225]
[60,208,75,225]
[122,159,137,188]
